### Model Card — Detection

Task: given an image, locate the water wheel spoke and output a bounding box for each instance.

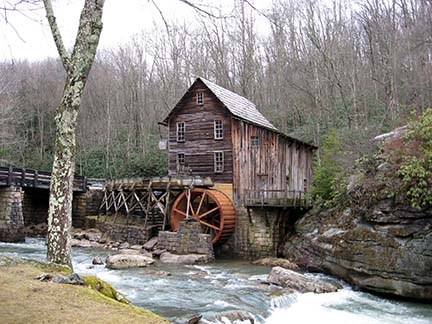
[199,219,220,232]
[198,206,220,219]
[173,208,187,218]
[196,192,207,215]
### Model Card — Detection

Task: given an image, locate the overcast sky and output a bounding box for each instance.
[0,0,270,61]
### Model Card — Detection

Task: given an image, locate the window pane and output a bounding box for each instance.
[177,122,185,142]
[214,151,224,173]
[197,92,204,105]
[214,120,223,139]
[251,136,259,146]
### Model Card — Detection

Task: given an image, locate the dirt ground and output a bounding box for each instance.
[0,262,167,324]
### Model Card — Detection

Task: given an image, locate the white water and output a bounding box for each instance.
[1,238,432,324]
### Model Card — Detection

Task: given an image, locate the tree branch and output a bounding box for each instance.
[69,0,104,78]
[42,0,71,73]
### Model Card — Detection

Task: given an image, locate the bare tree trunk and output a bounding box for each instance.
[44,0,104,267]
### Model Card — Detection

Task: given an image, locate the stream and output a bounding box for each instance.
[1,237,432,323]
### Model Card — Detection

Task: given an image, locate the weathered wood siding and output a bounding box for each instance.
[231,119,313,204]
[168,81,233,183]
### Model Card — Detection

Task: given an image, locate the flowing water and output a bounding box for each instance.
[1,238,431,324]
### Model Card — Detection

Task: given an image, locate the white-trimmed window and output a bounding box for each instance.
[197,92,204,105]
[214,151,224,173]
[176,122,185,142]
[214,120,223,140]
[177,153,185,166]
[251,136,259,147]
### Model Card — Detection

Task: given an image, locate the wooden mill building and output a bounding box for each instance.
[160,77,316,207]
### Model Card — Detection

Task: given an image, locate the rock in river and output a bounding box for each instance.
[253,257,299,271]
[267,267,340,293]
[105,254,155,270]
[159,252,212,264]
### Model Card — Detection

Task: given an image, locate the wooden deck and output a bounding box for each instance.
[244,189,312,209]
[0,166,87,192]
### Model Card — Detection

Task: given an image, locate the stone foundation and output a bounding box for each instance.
[22,188,49,225]
[223,207,301,259]
[0,186,25,242]
[97,221,157,245]
[72,190,103,228]
[158,221,214,257]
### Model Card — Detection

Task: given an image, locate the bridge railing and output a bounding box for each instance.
[0,166,87,192]
[244,189,312,208]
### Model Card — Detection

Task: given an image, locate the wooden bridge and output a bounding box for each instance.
[0,166,87,192]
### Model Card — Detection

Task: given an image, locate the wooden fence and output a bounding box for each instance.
[0,166,87,192]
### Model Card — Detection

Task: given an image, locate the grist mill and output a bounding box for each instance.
[0,77,315,258]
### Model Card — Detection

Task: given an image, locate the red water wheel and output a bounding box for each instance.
[170,188,236,245]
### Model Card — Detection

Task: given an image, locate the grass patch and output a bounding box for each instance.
[0,256,168,324]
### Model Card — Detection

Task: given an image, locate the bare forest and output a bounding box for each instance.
[1,0,431,178]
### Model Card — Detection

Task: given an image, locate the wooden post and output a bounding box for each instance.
[21,168,26,186]
[7,166,13,186]
[34,170,39,188]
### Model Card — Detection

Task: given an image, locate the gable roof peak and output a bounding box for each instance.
[196,77,278,131]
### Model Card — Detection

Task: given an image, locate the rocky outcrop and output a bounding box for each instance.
[267,266,340,293]
[282,202,432,300]
[105,254,155,269]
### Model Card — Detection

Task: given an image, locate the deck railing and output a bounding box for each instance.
[244,189,312,208]
[0,166,87,192]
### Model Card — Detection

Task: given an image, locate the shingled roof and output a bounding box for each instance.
[198,78,278,131]
[160,77,316,148]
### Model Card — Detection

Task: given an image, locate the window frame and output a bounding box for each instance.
[196,92,204,105]
[251,136,259,147]
[177,153,185,166]
[214,120,223,140]
[176,122,185,142]
[214,151,224,173]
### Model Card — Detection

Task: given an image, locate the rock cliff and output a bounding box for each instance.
[282,193,432,300]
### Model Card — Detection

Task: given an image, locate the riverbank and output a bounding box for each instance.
[0,257,167,324]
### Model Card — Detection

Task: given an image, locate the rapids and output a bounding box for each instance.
[1,238,431,323]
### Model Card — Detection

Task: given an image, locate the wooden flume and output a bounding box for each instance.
[98,176,235,244]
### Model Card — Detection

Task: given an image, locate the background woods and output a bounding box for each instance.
[1,0,431,178]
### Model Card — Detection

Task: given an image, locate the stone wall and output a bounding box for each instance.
[72,189,103,228]
[22,188,49,225]
[97,221,156,245]
[158,221,214,256]
[0,186,25,242]
[222,207,301,259]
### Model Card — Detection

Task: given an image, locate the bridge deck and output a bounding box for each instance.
[0,166,87,192]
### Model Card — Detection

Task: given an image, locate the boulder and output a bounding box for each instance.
[266,267,340,293]
[152,249,166,258]
[119,242,130,250]
[71,239,102,248]
[92,256,104,265]
[51,273,84,286]
[143,237,158,250]
[215,310,255,324]
[130,245,143,250]
[105,254,155,270]
[252,258,299,271]
[159,252,213,264]
[84,232,101,242]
